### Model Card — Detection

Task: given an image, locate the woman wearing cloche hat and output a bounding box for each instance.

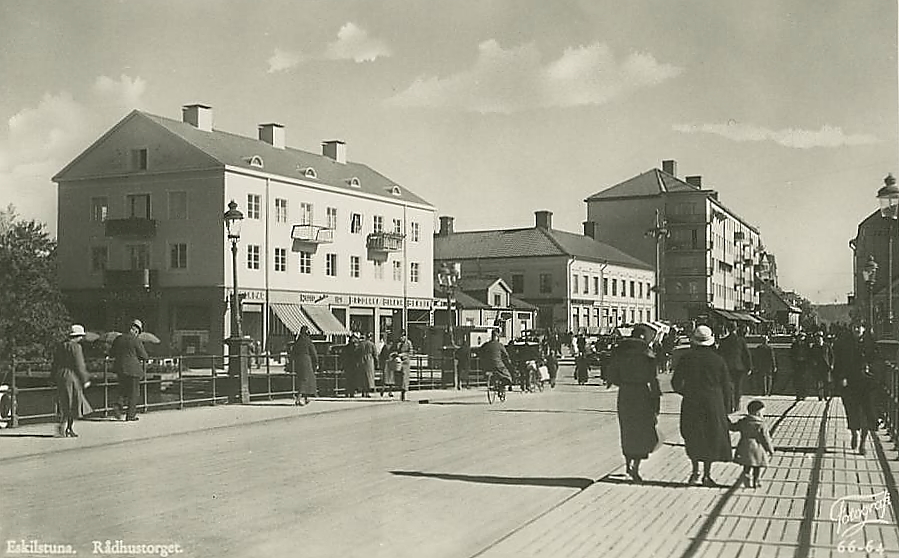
[51,324,94,437]
[671,325,733,486]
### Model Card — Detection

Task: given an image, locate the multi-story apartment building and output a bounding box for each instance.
[434,211,655,334]
[585,160,768,325]
[850,209,899,336]
[54,104,435,355]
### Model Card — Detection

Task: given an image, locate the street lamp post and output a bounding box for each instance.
[876,173,898,338]
[224,200,250,404]
[437,262,461,389]
[645,208,670,321]
[862,256,878,334]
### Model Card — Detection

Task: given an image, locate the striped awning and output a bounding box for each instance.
[301,305,349,336]
[270,303,319,335]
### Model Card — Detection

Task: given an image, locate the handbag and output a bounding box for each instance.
[537,365,550,381]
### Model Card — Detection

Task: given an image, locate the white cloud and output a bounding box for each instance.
[386,40,682,113]
[0,75,148,233]
[673,122,880,149]
[267,48,305,73]
[325,22,391,63]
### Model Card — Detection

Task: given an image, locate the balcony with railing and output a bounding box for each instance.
[104,268,158,290]
[104,218,157,238]
[291,224,334,244]
[366,231,404,252]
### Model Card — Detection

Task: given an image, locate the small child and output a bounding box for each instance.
[729,400,775,488]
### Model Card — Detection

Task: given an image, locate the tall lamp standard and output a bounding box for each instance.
[437,262,461,389]
[224,200,250,404]
[876,173,898,338]
[645,208,670,321]
[862,256,878,334]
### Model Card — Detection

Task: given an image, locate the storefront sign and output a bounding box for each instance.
[242,288,432,309]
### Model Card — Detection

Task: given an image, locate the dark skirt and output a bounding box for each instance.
[56,370,93,419]
[679,393,732,463]
[296,368,317,396]
[617,384,660,459]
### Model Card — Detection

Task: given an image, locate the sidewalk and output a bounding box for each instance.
[478,396,899,558]
[0,386,485,461]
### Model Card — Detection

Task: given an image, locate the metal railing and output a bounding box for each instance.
[1,352,493,427]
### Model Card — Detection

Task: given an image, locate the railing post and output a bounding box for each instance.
[10,356,18,428]
[178,355,184,410]
[211,354,217,405]
[103,357,109,417]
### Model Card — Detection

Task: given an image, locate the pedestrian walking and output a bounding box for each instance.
[455,342,471,389]
[832,323,878,455]
[575,352,590,385]
[341,335,358,397]
[672,325,733,487]
[717,323,752,413]
[753,335,777,396]
[546,349,559,389]
[790,333,809,400]
[808,331,833,401]
[605,324,662,483]
[729,400,774,489]
[290,326,319,406]
[51,324,93,437]
[110,319,148,421]
[357,333,378,398]
[391,330,414,401]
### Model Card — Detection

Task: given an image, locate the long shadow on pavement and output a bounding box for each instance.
[390,470,593,490]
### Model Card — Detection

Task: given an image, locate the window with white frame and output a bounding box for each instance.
[410,262,420,283]
[373,215,383,233]
[298,251,312,274]
[90,197,108,222]
[392,218,402,234]
[247,245,260,269]
[247,194,261,219]
[593,277,599,295]
[168,191,188,220]
[170,243,188,269]
[299,202,313,226]
[350,213,363,234]
[583,275,588,294]
[572,275,579,294]
[373,260,384,280]
[411,222,420,242]
[327,207,338,230]
[350,256,360,278]
[275,198,288,223]
[326,253,337,277]
[392,261,402,281]
[274,247,286,272]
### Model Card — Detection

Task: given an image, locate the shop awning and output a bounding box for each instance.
[712,308,741,321]
[302,305,349,336]
[271,303,319,335]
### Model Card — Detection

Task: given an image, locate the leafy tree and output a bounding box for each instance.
[0,207,71,362]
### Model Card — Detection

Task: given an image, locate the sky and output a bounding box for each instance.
[0,0,895,304]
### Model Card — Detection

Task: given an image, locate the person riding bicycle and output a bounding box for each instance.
[479,330,514,393]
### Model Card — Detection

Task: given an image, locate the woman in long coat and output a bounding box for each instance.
[379,337,395,397]
[357,333,378,398]
[290,326,319,406]
[672,325,733,486]
[606,324,662,483]
[52,324,93,437]
[832,323,878,455]
[392,330,414,401]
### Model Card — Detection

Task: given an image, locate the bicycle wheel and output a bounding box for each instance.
[487,378,496,404]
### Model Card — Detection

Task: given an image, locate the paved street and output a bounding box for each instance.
[3,365,899,558]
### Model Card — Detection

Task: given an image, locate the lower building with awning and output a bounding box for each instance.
[302,304,350,336]
[270,303,320,335]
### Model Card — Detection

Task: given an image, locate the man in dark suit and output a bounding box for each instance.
[111,319,149,421]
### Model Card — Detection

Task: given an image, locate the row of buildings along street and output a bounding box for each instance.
[54,103,801,357]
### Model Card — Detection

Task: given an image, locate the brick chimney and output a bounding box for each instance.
[535,210,553,229]
[583,221,597,239]
[438,216,454,237]
[258,123,285,149]
[182,104,213,131]
[322,140,346,164]
[662,159,677,177]
[685,175,702,188]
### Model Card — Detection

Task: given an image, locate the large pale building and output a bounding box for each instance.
[54,104,435,355]
[585,160,768,325]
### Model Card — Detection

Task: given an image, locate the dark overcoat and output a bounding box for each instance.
[672,346,733,463]
[110,332,148,378]
[356,339,378,391]
[290,334,319,395]
[52,339,93,418]
[730,415,773,467]
[606,337,661,459]
[832,331,878,430]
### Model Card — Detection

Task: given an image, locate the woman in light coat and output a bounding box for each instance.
[52,324,93,437]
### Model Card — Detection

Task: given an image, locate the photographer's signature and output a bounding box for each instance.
[829,490,890,554]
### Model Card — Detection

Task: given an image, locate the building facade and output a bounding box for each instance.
[54,104,435,355]
[850,209,899,336]
[433,278,537,341]
[584,159,769,325]
[434,211,655,335]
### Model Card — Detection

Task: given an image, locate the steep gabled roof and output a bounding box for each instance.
[434,226,652,270]
[585,168,699,201]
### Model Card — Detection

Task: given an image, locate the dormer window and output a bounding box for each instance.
[348,177,361,188]
[389,185,401,196]
[246,155,264,168]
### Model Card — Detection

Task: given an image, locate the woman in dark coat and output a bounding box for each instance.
[606,324,662,483]
[672,325,733,486]
[832,323,878,455]
[290,326,319,406]
[391,331,414,401]
[52,324,93,437]
[357,333,378,398]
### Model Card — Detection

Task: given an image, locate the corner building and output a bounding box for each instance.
[54,104,435,355]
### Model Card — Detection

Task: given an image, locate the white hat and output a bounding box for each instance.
[691,325,715,347]
[131,319,143,332]
[69,324,86,337]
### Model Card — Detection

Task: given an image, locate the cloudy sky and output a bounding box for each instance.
[0,0,895,303]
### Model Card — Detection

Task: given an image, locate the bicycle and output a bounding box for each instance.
[486,372,507,404]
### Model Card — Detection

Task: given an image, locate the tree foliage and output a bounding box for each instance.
[0,207,71,361]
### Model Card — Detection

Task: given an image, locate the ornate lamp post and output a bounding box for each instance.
[224,200,250,404]
[645,208,669,321]
[437,262,461,389]
[862,256,878,334]
[876,173,898,337]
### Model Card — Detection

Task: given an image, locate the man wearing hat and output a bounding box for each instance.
[110,319,149,421]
